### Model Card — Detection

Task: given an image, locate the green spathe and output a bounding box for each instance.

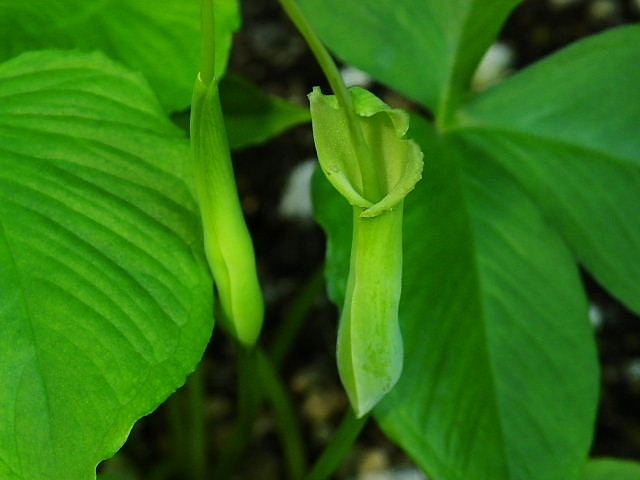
[338,206,404,417]
[309,87,423,416]
[309,87,423,216]
[190,74,264,346]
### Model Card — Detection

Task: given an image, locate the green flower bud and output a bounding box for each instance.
[309,87,423,416]
[190,74,264,346]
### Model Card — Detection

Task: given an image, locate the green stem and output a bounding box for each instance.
[200,0,215,83]
[164,364,207,480]
[166,391,187,471]
[305,410,369,480]
[149,460,180,480]
[186,365,207,480]
[277,0,383,201]
[269,267,325,368]
[212,347,262,478]
[257,349,308,479]
[277,0,348,116]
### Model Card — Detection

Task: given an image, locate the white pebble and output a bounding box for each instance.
[589,0,619,20]
[626,359,640,383]
[589,303,604,329]
[472,42,514,91]
[341,65,374,88]
[278,159,316,222]
[353,468,428,480]
[548,0,583,9]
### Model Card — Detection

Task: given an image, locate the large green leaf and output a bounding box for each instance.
[583,458,640,480]
[0,50,213,479]
[298,0,522,117]
[220,75,310,150]
[0,0,240,111]
[313,120,598,480]
[457,25,640,314]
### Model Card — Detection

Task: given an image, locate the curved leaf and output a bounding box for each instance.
[219,75,310,150]
[0,50,213,479]
[298,0,522,116]
[0,0,240,111]
[313,120,599,480]
[458,25,640,314]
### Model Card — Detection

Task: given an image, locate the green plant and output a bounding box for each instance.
[0,1,639,480]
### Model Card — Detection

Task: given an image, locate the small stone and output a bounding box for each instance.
[626,358,640,383]
[352,466,428,480]
[278,159,316,222]
[589,303,604,329]
[341,65,374,88]
[358,448,390,474]
[290,367,316,394]
[589,0,619,21]
[548,0,583,9]
[206,395,232,420]
[472,43,514,91]
[302,388,347,423]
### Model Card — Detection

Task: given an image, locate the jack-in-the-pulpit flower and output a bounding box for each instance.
[190,74,264,346]
[309,87,423,416]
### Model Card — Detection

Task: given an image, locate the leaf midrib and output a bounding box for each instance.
[447,150,513,480]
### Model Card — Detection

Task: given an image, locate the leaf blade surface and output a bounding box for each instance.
[458,25,640,313]
[298,0,522,115]
[0,0,240,111]
[0,50,213,480]
[220,75,310,150]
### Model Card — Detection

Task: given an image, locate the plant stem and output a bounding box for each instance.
[305,410,369,480]
[200,0,215,83]
[165,390,187,471]
[164,362,207,480]
[212,347,262,478]
[277,0,384,201]
[269,266,325,368]
[213,266,322,477]
[277,0,347,116]
[186,365,207,480]
[257,349,308,479]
